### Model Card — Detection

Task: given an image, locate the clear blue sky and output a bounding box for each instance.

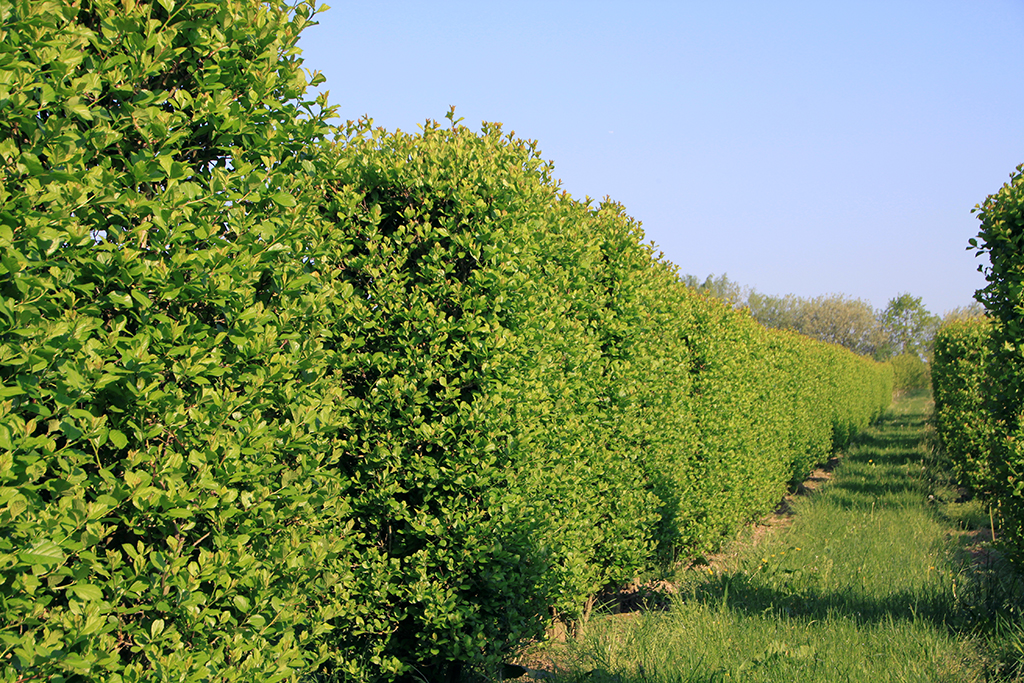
[298,1,1024,315]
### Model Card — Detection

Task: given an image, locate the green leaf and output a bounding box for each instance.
[65,101,93,121]
[107,291,133,307]
[271,191,296,207]
[108,430,128,449]
[130,289,153,309]
[68,583,105,601]
[59,421,84,441]
[20,539,64,567]
[151,618,165,639]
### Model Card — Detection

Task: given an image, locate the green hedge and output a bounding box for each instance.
[0,2,893,680]
[653,300,892,556]
[890,353,931,394]
[968,163,1024,563]
[0,1,353,680]
[307,120,668,678]
[931,317,996,495]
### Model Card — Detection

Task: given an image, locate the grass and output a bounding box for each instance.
[513,392,1024,683]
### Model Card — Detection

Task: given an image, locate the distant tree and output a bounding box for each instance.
[798,295,886,357]
[877,293,940,360]
[745,291,800,329]
[890,353,931,393]
[747,292,883,357]
[684,278,943,361]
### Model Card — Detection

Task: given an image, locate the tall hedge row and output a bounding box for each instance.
[935,162,1024,565]
[933,164,1024,567]
[931,317,996,495]
[0,1,364,680]
[0,2,893,681]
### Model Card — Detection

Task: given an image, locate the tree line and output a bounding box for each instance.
[681,273,982,363]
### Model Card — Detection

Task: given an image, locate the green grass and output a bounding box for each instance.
[521,393,1024,683]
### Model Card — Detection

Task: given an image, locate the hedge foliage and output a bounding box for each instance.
[310,122,893,678]
[0,1,893,680]
[931,317,995,494]
[890,352,931,394]
[958,163,1024,564]
[0,1,349,680]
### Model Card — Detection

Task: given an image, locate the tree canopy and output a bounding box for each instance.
[877,293,941,360]
[746,291,883,357]
[683,275,942,360]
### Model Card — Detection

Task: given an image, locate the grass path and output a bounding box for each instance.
[521,394,1023,682]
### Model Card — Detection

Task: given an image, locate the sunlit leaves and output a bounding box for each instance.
[932,317,995,494]
[966,164,1024,563]
[0,0,344,680]
[1,0,899,679]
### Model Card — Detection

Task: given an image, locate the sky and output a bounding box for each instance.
[297,0,1024,315]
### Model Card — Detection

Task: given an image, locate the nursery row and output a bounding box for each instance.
[933,163,1024,568]
[0,2,891,681]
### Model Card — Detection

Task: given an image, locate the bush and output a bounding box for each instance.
[971,163,1024,563]
[931,317,995,494]
[306,120,667,678]
[0,3,895,679]
[0,1,351,680]
[890,353,931,394]
[633,290,892,558]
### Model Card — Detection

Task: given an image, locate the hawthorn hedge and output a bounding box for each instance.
[931,317,995,496]
[965,163,1024,563]
[0,1,893,681]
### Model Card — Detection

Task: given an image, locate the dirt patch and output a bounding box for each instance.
[949,525,1004,570]
[797,455,842,493]
[594,578,678,615]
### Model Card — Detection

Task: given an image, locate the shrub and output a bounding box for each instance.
[890,353,931,394]
[0,1,352,680]
[306,120,666,678]
[931,317,995,494]
[0,2,896,678]
[971,163,1024,563]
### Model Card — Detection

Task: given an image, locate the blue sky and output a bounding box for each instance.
[298,1,1024,315]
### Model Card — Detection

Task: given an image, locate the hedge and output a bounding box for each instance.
[966,163,1024,563]
[931,317,996,495]
[0,1,351,680]
[0,2,893,680]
